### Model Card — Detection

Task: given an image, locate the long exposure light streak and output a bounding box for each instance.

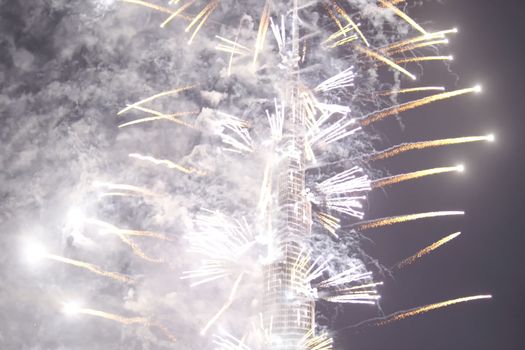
[118,85,195,115]
[185,0,219,45]
[128,153,197,174]
[396,232,462,269]
[371,135,494,160]
[62,302,177,342]
[377,86,445,96]
[377,0,427,34]
[355,211,465,231]
[360,86,481,126]
[371,165,464,188]
[375,295,492,326]
[356,46,416,80]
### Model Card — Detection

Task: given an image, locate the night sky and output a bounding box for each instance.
[1,0,524,349]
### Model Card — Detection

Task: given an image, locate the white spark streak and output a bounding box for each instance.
[315,66,355,93]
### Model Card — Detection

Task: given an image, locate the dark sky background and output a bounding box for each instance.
[339,1,525,349]
[1,0,524,349]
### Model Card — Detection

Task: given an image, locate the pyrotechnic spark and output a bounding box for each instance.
[356,46,416,80]
[118,111,199,129]
[372,165,464,188]
[62,302,177,342]
[213,330,251,350]
[119,0,177,15]
[361,86,481,126]
[377,86,445,96]
[371,135,494,160]
[118,85,195,115]
[300,330,333,350]
[394,55,454,64]
[388,39,449,55]
[375,295,492,326]
[396,232,462,269]
[382,28,457,53]
[201,272,245,335]
[160,0,195,28]
[128,153,199,174]
[315,66,355,93]
[378,0,427,34]
[315,212,341,238]
[185,0,219,45]
[48,253,134,283]
[355,211,465,231]
[253,1,271,67]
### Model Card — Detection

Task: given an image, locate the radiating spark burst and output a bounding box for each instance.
[371,135,494,160]
[299,329,333,350]
[314,66,355,93]
[315,211,341,239]
[360,86,481,126]
[213,330,251,350]
[128,153,200,174]
[355,211,465,231]
[356,45,416,80]
[117,85,195,115]
[374,295,492,326]
[371,165,464,188]
[396,232,462,269]
[62,302,177,342]
[182,210,255,286]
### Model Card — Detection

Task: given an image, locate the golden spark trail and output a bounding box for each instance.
[383,29,456,52]
[388,39,449,55]
[396,232,462,269]
[355,211,464,231]
[395,55,453,64]
[371,135,494,160]
[118,86,195,115]
[360,86,481,126]
[185,0,219,45]
[356,46,416,80]
[333,1,370,46]
[119,0,176,15]
[117,232,165,263]
[253,1,271,67]
[201,272,244,335]
[372,165,463,188]
[118,111,199,129]
[378,86,445,96]
[378,0,427,34]
[329,34,358,48]
[65,305,177,342]
[160,0,195,28]
[128,153,197,174]
[315,212,341,239]
[44,254,134,283]
[375,295,492,326]
[323,2,345,38]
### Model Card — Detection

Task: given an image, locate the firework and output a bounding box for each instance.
[30,1,493,348]
[396,232,462,269]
